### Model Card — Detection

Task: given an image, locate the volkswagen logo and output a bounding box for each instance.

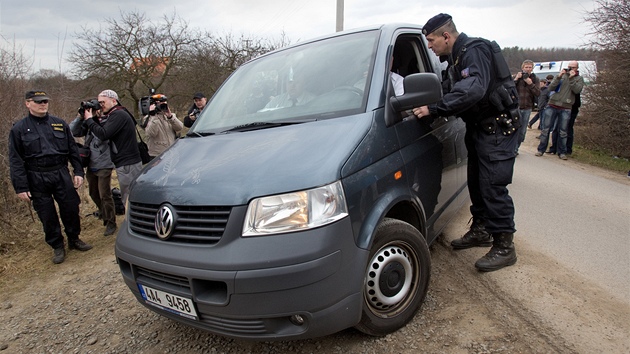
[155,204,176,240]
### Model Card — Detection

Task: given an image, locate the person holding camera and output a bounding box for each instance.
[9,90,92,264]
[535,61,584,160]
[82,89,143,205]
[142,94,183,160]
[70,100,117,237]
[513,60,540,154]
[184,92,207,128]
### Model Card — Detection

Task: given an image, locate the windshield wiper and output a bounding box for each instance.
[219,120,310,134]
[186,131,215,137]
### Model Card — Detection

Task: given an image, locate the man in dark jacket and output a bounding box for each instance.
[184,92,207,128]
[70,108,118,237]
[82,90,142,204]
[413,14,519,272]
[9,90,92,264]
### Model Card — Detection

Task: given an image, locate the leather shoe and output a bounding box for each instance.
[52,247,65,264]
[104,223,117,236]
[69,239,93,251]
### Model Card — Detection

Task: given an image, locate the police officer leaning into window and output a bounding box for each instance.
[413,14,519,272]
[9,90,92,265]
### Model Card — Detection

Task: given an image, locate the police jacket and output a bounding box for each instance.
[83,105,142,168]
[9,113,84,194]
[429,33,500,123]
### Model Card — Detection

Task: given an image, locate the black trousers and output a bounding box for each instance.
[465,123,518,234]
[28,168,81,249]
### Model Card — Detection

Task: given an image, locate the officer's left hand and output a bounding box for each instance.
[73,176,83,189]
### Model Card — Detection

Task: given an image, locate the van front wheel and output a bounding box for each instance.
[355,218,431,336]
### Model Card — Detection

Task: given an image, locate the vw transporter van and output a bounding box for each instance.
[115,23,469,340]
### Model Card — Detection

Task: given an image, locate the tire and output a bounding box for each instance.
[354,218,431,336]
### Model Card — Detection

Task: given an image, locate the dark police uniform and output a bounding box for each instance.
[9,112,85,250]
[433,32,518,235]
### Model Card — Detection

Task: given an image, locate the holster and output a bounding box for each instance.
[478,116,497,135]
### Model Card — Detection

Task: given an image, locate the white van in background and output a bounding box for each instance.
[533,60,597,84]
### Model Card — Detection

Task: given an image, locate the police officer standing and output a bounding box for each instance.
[413,14,519,271]
[9,90,92,264]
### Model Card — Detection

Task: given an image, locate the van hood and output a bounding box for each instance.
[131,115,371,206]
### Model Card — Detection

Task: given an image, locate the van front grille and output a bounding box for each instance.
[129,202,231,244]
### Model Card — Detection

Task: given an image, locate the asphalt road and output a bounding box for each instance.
[511,144,630,303]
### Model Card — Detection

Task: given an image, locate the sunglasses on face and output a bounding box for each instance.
[29,99,49,104]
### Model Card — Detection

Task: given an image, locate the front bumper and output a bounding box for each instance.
[115,214,369,340]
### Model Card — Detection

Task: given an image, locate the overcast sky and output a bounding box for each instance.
[0,0,597,73]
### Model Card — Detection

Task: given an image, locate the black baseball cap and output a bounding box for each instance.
[422,13,453,36]
[193,92,205,99]
[25,90,50,100]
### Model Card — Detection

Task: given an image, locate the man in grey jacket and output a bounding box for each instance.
[535,61,584,160]
[71,108,118,236]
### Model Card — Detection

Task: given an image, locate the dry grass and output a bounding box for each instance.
[0,180,123,293]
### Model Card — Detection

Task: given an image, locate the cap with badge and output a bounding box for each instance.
[422,13,453,36]
[25,90,50,101]
[193,92,206,99]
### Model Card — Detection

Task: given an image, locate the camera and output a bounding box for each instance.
[139,92,169,116]
[521,72,529,79]
[78,99,100,116]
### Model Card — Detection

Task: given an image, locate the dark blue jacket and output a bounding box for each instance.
[430,33,500,122]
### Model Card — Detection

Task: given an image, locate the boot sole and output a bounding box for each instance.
[475,256,517,272]
[451,241,493,250]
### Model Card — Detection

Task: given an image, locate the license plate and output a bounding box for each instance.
[138,284,198,320]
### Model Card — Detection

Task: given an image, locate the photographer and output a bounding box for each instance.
[513,59,540,154]
[142,94,183,160]
[83,89,142,205]
[535,61,584,160]
[184,92,206,128]
[70,99,117,236]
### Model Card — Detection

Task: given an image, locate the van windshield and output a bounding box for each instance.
[191,30,379,133]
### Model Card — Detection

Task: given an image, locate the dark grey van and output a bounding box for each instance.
[115,23,469,340]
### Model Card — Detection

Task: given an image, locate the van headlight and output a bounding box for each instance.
[243,181,348,236]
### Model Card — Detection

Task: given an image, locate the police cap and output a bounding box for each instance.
[422,13,452,36]
[25,90,50,100]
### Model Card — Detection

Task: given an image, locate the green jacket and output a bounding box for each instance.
[548,73,584,109]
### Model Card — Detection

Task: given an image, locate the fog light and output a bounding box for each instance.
[289,314,305,326]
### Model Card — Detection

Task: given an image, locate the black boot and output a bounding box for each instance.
[475,232,517,272]
[451,218,493,249]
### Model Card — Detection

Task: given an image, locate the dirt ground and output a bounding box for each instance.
[1,129,629,353]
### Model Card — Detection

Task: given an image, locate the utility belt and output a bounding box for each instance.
[478,107,521,136]
[26,164,66,172]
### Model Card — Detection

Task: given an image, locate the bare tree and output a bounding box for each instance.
[175,32,291,102]
[580,0,630,158]
[68,10,202,117]
[0,40,33,229]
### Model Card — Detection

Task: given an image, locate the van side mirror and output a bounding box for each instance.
[386,73,442,127]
